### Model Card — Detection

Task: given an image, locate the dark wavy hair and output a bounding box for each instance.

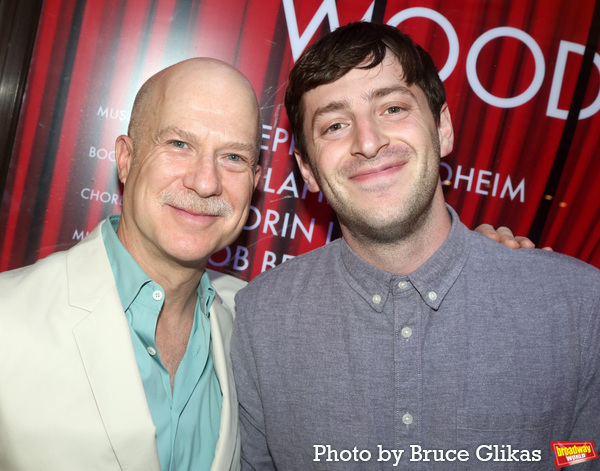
[285,21,446,162]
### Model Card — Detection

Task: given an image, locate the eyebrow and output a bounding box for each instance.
[156,125,198,144]
[157,125,257,156]
[368,85,417,102]
[311,85,418,131]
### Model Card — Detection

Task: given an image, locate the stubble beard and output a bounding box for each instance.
[317,138,441,246]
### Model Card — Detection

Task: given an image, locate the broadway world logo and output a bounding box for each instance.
[551,441,598,468]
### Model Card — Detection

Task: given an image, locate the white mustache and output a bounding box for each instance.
[158,191,233,217]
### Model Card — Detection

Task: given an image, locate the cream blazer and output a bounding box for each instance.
[0,221,244,470]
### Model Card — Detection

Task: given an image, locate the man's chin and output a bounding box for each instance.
[167,251,213,270]
[160,239,217,267]
[340,209,423,244]
[169,234,240,267]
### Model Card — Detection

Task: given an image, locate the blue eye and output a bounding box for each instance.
[227,154,242,162]
[171,140,186,148]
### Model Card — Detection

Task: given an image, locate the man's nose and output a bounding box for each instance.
[182,154,223,197]
[350,116,389,159]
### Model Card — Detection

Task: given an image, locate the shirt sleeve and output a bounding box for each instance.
[231,289,277,471]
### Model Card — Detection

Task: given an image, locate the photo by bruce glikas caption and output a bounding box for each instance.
[313,444,542,466]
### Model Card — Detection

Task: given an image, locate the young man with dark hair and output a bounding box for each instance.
[232,22,600,470]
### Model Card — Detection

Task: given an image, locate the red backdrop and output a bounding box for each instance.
[1,0,599,280]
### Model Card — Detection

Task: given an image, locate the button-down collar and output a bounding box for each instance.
[101,214,215,315]
[340,238,394,313]
[339,205,470,311]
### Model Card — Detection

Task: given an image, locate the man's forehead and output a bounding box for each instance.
[306,59,419,108]
[155,81,258,128]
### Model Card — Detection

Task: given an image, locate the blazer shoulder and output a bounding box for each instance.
[0,221,116,315]
[0,249,69,295]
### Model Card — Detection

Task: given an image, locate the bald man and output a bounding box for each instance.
[0,58,261,471]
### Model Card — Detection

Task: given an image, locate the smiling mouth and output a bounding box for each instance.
[169,205,224,218]
[348,161,407,181]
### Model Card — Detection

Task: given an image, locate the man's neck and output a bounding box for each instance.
[115,219,207,312]
[342,199,452,275]
[139,256,205,315]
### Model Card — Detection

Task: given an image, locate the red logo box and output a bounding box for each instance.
[551,441,598,468]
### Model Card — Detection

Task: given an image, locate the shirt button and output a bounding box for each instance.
[152,290,163,301]
[398,281,408,290]
[372,294,382,304]
[428,291,437,301]
[401,327,412,338]
[147,346,157,356]
[402,413,413,425]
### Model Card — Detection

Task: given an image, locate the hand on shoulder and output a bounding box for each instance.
[474,224,553,251]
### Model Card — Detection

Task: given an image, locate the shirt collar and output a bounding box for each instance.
[339,205,470,312]
[101,214,215,315]
[102,214,152,311]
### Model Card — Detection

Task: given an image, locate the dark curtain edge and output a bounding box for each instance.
[0,0,45,204]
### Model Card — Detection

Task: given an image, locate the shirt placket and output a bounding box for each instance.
[393,277,423,460]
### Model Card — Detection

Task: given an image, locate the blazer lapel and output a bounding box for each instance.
[209,293,240,471]
[68,223,161,470]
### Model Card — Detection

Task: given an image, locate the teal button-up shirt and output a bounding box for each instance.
[102,214,222,470]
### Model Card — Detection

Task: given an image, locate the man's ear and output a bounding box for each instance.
[294,149,320,193]
[115,135,134,184]
[438,103,454,158]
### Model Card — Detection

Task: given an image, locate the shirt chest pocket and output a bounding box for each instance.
[455,409,552,470]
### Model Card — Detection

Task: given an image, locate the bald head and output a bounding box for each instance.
[128,58,261,166]
[114,58,263,271]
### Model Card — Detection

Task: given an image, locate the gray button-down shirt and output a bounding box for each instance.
[232,207,600,470]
